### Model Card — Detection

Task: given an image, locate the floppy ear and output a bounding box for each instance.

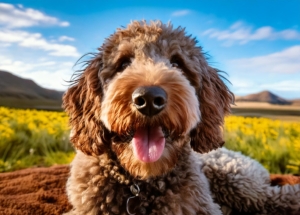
[63,53,110,156]
[190,67,234,153]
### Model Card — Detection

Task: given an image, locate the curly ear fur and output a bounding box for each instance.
[190,67,234,153]
[63,53,110,156]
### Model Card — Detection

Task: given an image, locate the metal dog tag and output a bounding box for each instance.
[126,184,140,215]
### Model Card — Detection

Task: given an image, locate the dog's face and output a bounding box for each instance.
[64,21,233,179]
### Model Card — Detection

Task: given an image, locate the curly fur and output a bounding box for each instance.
[63,21,300,215]
[200,148,300,215]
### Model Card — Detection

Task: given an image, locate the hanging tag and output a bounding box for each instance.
[126,184,140,215]
[130,184,140,196]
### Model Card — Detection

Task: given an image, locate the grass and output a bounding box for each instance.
[0,106,299,174]
[224,116,300,174]
[0,151,75,172]
[0,107,73,172]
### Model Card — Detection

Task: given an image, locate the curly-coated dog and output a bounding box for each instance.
[63,21,300,215]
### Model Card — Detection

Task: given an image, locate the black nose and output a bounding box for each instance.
[132,86,167,117]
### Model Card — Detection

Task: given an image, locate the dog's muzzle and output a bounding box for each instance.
[132,86,167,117]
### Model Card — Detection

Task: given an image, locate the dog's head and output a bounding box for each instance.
[63,21,233,179]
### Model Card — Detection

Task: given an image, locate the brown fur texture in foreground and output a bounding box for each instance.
[67,148,223,214]
[63,21,300,215]
[0,165,71,215]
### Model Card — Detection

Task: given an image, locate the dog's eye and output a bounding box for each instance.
[117,59,131,72]
[170,55,183,69]
[171,62,180,68]
[121,60,131,69]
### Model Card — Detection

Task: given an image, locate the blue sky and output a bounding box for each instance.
[0,0,300,99]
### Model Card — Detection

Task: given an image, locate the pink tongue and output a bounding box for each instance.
[132,126,165,163]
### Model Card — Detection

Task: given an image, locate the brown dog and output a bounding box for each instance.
[63,21,300,215]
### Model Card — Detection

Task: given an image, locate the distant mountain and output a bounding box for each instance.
[235,90,292,105]
[0,70,64,100]
[0,70,64,110]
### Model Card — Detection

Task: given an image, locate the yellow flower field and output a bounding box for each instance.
[0,107,299,174]
[0,107,73,172]
[224,116,300,174]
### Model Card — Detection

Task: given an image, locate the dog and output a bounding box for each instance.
[63,21,300,215]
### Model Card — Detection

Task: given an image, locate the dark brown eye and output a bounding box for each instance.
[170,55,183,69]
[171,62,179,68]
[117,58,131,72]
[121,60,131,70]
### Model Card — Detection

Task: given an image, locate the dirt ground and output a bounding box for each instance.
[0,165,71,215]
[0,165,299,215]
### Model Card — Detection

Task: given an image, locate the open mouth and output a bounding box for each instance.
[132,126,165,163]
[112,126,170,163]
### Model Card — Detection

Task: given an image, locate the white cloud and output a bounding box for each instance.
[229,78,255,96]
[0,42,10,47]
[171,10,191,17]
[0,4,79,90]
[228,46,300,98]
[0,3,70,28]
[230,45,300,74]
[0,55,74,90]
[260,81,300,92]
[230,78,255,89]
[203,21,300,45]
[58,36,75,42]
[229,78,300,98]
[0,29,80,57]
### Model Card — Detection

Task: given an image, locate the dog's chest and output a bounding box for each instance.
[69,152,221,214]
[94,167,207,215]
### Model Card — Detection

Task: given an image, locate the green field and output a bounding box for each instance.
[0,105,299,174]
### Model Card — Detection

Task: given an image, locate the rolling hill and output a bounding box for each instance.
[0,70,64,110]
[235,90,292,105]
[233,90,300,120]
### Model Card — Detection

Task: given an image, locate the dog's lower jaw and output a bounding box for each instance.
[66,146,222,215]
[113,135,190,180]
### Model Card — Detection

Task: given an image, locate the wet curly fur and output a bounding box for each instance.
[63,21,300,215]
